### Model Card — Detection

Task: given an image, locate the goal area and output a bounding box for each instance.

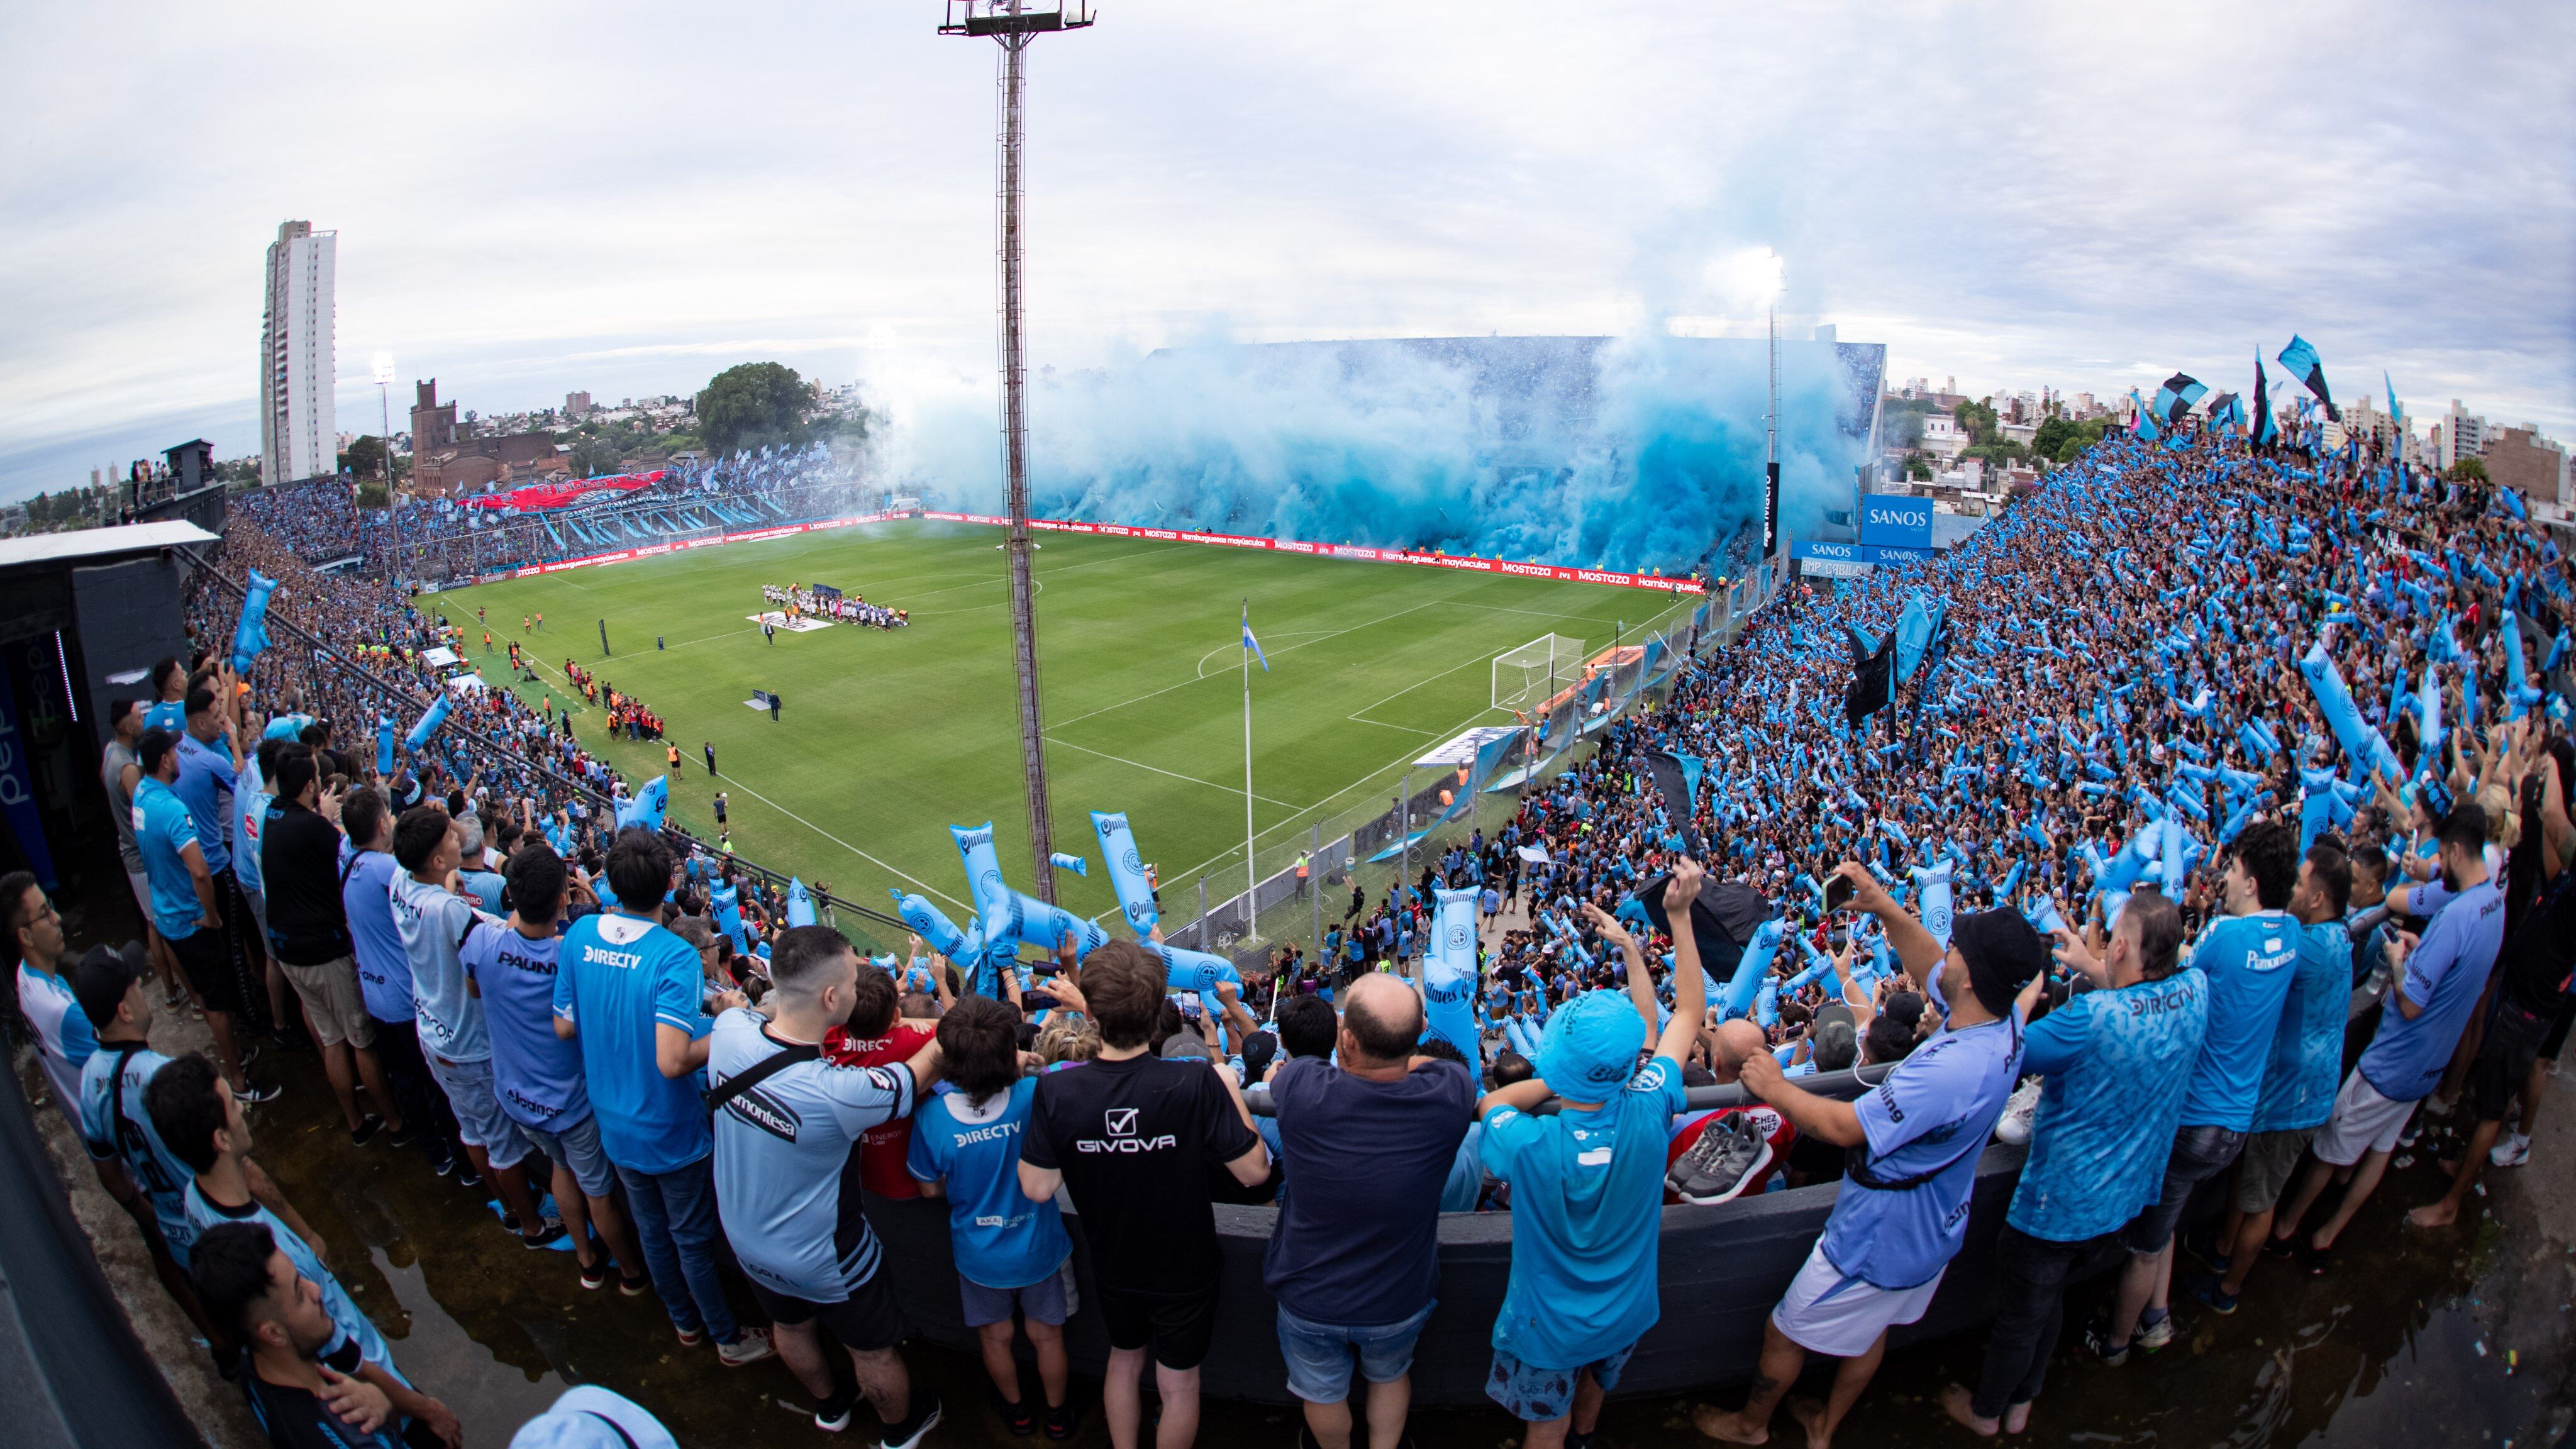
[1492,634,1587,714]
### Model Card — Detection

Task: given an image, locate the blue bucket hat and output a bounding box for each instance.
[1535,989,1646,1104]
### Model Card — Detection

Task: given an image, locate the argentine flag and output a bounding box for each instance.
[1241,602,1269,671]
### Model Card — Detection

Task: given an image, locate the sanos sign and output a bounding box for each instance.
[1859,494,1932,550]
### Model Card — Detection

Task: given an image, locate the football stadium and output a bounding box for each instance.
[413,518,1706,939]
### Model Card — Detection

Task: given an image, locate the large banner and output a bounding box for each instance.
[1858,493,1933,550]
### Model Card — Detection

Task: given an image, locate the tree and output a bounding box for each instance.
[696,362,813,457]
[567,433,624,477]
[2031,416,2076,460]
[338,435,395,483]
[2450,457,2488,482]
[1953,398,2000,447]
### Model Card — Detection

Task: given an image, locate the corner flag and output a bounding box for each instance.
[1241,602,1269,671]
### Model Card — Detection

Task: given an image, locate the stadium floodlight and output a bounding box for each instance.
[1492,634,1587,715]
[939,0,1095,901]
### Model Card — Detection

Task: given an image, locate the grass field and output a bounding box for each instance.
[419,521,1687,936]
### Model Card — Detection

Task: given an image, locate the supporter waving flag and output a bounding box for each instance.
[2277,334,2340,419]
[2253,351,2279,447]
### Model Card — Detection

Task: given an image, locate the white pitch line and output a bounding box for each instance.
[1345,653,1491,730]
[714,775,972,911]
[1047,598,1449,732]
[1043,736,1303,809]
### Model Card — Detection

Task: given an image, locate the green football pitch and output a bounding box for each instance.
[419,521,1686,935]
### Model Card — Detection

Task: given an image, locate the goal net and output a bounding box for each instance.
[1492,634,1588,714]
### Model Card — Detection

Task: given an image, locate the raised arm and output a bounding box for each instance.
[1657,860,1707,1063]
[1835,860,1943,979]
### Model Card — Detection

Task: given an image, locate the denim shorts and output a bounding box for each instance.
[1484,1339,1634,1424]
[1277,1299,1436,1404]
[2121,1123,2243,1254]
[518,1111,616,1199]
[960,1258,1077,1329]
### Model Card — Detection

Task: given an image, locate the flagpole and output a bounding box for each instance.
[1242,599,1258,943]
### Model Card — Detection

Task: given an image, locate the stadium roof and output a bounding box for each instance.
[0,520,218,569]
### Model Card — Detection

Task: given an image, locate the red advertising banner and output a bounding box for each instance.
[464,510,1702,596]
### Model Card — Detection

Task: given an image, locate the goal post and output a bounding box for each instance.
[1492,634,1587,714]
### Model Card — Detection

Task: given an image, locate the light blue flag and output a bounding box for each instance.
[1240,601,1268,672]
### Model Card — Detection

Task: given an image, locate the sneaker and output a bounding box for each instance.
[2187,1275,2240,1315]
[578,1259,610,1291]
[237,1043,262,1071]
[879,1392,943,1449]
[431,1152,460,1179]
[999,1395,1036,1437]
[1668,1112,1772,1204]
[519,1217,569,1250]
[675,1325,706,1347]
[716,1326,776,1367]
[2303,1240,2337,1276]
[387,1123,418,1149]
[349,1115,384,1147]
[2082,1319,2130,1367]
[235,1080,282,1106]
[1042,1402,1079,1441]
[2397,1117,2423,1150]
[2490,1131,2533,1169]
[454,1161,482,1189]
[619,1273,653,1297]
[815,1385,861,1433]
[2136,1309,2175,1352]
[1993,1078,2042,1147]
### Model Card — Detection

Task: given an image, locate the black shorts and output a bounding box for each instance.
[171,926,245,1014]
[748,1270,906,1353]
[2541,992,2576,1060]
[1100,1284,1220,1370]
[2473,1001,2553,1124]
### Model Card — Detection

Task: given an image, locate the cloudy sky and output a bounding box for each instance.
[3,0,2568,499]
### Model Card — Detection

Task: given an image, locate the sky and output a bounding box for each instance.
[3,0,2570,501]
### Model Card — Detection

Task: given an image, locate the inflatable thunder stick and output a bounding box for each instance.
[231,569,278,675]
[403,693,452,753]
[1421,887,1480,1058]
[1091,811,1159,933]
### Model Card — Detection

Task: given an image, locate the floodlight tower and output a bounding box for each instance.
[941,0,1094,902]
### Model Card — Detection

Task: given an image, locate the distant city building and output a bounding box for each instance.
[408,377,569,494]
[258,221,337,484]
[410,379,458,459]
[2487,428,2570,507]
[566,391,592,417]
[2441,399,2493,470]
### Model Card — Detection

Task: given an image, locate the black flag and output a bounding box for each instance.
[1843,622,1894,726]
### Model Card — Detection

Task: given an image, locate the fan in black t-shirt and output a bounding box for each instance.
[1016,942,1269,1447]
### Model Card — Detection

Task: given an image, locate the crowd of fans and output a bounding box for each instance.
[231,444,865,586]
[10,414,2574,1449]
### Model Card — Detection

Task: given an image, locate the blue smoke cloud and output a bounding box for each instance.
[926,332,1883,575]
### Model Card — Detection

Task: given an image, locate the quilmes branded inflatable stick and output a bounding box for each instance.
[787,878,816,928]
[1910,859,1955,950]
[1421,887,1480,1058]
[1049,852,1089,877]
[1143,941,1240,1021]
[1091,811,1159,933]
[375,713,396,777]
[615,774,668,830]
